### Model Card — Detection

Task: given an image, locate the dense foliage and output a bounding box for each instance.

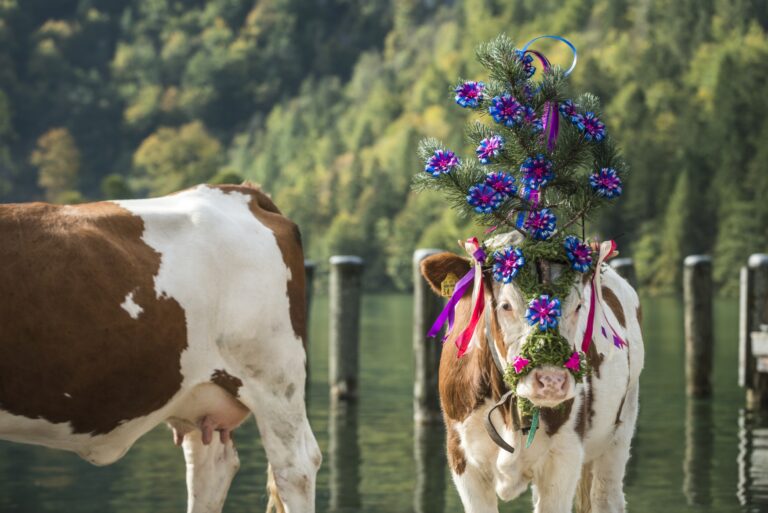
[1,0,767,295]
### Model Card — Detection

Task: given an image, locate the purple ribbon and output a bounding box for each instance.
[427,246,486,339]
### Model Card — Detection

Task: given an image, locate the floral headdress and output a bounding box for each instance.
[417,35,627,443]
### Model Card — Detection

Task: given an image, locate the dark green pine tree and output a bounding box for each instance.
[413,34,627,281]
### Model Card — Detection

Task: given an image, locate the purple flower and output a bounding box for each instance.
[524,208,557,240]
[513,355,530,374]
[466,183,504,213]
[492,247,526,283]
[520,154,555,189]
[522,106,543,133]
[476,135,504,164]
[455,81,485,108]
[489,94,524,128]
[525,294,561,331]
[424,149,460,177]
[516,50,536,78]
[564,235,593,273]
[574,111,606,142]
[559,99,579,121]
[590,167,622,198]
[485,172,517,197]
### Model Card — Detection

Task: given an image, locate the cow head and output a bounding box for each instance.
[421,232,587,409]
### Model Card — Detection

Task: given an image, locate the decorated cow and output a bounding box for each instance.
[414,35,644,513]
[0,183,321,513]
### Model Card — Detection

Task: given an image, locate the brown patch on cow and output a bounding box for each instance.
[446,422,467,475]
[586,343,604,379]
[210,369,243,398]
[438,293,507,423]
[214,184,307,346]
[540,398,574,436]
[420,252,472,297]
[636,304,643,325]
[582,273,592,285]
[575,375,595,440]
[601,286,626,328]
[0,201,187,435]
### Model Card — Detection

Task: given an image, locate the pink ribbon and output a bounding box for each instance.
[581,240,625,352]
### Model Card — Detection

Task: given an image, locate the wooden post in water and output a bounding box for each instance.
[329,255,363,400]
[684,255,713,397]
[741,254,768,408]
[611,257,637,289]
[413,249,444,424]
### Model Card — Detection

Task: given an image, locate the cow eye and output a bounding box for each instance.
[500,302,513,312]
[575,304,583,312]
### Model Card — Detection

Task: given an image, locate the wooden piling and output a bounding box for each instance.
[684,255,713,397]
[741,254,768,408]
[329,255,363,400]
[413,249,444,424]
[611,257,637,289]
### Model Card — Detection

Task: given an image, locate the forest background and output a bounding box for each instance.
[1,0,766,295]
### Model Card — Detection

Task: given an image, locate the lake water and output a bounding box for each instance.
[0,294,766,512]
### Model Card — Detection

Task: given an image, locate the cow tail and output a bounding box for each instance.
[574,463,593,513]
[266,463,287,513]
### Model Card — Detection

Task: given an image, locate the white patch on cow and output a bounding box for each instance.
[120,290,143,319]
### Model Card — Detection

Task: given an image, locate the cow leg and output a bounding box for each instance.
[532,434,583,513]
[181,429,240,513]
[452,464,499,513]
[589,385,639,513]
[237,378,321,513]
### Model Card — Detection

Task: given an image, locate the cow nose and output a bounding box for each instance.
[533,369,569,396]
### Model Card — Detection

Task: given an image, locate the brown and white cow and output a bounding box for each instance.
[421,233,644,513]
[0,183,321,513]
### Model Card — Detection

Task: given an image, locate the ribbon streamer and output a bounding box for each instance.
[580,240,625,353]
[427,238,487,358]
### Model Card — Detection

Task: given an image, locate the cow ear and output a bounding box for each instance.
[420,252,472,296]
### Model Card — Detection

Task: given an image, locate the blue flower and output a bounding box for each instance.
[485,172,517,197]
[525,295,561,331]
[455,81,485,108]
[524,208,557,240]
[559,99,579,122]
[522,106,543,133]
[424,149,460,177]
[466,183,504,213]
[590,167,622,198]
[516,50,536,78]
[476,135,504,164]
[564,236,593,273]
[492,247,526,283]
[520,154,554,189]
[489,94,524,128]
[574,111,606,142]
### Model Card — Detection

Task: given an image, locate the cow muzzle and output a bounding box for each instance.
[516,365,575,408]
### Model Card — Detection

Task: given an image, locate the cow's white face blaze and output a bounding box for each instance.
[491,279,585,408]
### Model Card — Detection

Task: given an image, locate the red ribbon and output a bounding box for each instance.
[581,240,623,353]
[455,238,486,358]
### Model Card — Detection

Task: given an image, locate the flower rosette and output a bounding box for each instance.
[485,172,517,197]
[590,167,622,198]
[520,154,555,190]
[492,247,525,283]
[525,294,561,331]
[424,149,459,177]
[466,183,504,214]
[455,81,485,108]
[574,111,606,142]
[564,236,593,273]
[476,135,504,164]
[521,106,543,133]
[523,208,557,240]
[488,94,524,128]
[559,99,579,122]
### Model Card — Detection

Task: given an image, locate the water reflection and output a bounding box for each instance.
[683,399,713,505]
[329,398,361,512]
[738,409,768,508]
[413,422,446,513]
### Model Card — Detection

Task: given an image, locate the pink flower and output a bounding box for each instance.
[564,351,581,371]
[513,356,530,374]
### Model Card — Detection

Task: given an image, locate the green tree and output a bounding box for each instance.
[133,121,222,196]
[30,128,81,202]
